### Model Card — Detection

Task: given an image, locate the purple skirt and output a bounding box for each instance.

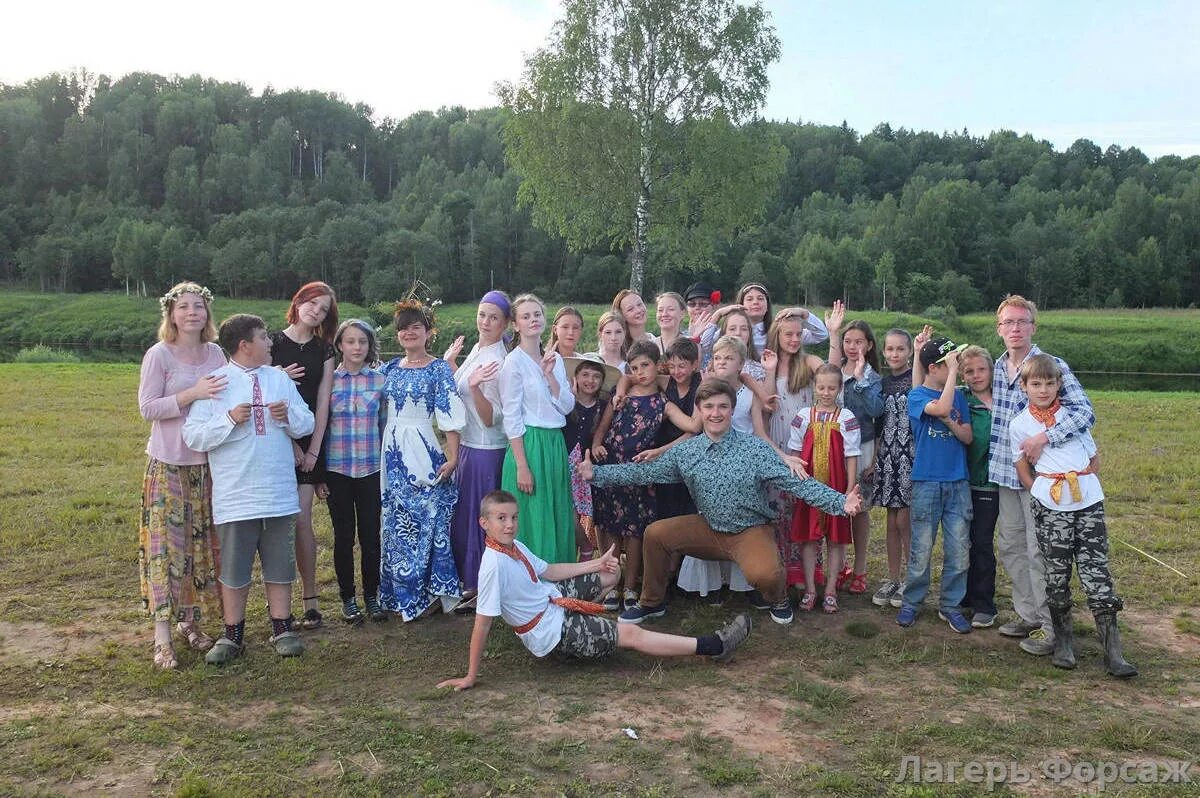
[449,445,506,590]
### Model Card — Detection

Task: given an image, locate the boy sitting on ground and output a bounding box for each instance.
[437,490,753,690]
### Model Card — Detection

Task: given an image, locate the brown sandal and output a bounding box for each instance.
[176,622,215,651]
[153,642,178,670]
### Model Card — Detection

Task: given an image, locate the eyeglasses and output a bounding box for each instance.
[998,320,1033,329]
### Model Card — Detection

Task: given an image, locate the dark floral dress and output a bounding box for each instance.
[593,392,665,539]
[873,369,914,508]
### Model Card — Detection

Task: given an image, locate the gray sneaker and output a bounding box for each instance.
[1018,627,1054,656]
[270,630,305,657]
[971,612,996,629]
[998,618,1041,638]
[889,582,906,608]
[204,637,244,666]
[712,613,753,663]
[872,579,899,607]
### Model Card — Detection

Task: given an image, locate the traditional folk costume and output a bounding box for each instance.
[789,407,861,546]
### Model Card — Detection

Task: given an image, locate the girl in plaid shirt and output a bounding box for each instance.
[325,319,388,624]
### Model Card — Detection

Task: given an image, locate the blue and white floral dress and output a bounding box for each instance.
[379,358,467,620]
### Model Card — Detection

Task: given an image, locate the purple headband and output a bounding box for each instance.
[480,290,511,319]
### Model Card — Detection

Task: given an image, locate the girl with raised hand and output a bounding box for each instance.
[137,282,227,669]
[499,294,578,564]
[825,302,884,596]
[447,291,512,611]
[379,300,466,620]
[325,319,387,624]
[272,281,338,629]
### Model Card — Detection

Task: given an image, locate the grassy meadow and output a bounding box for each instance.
[2,291,1200,377]
[0,364,1198,797]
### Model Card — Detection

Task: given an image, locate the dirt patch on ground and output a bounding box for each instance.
[44,759,157,797]
[0,619,143,664]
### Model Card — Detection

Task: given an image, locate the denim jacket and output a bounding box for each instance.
[840,365,884,444]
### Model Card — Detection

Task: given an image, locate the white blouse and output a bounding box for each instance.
[454,340,508,449]
[499,347,575,439]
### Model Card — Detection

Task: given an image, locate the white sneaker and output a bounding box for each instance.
[872,579,899,607]
[889,582,906,608]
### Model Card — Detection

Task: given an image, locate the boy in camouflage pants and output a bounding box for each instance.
[1009,354,1136,678]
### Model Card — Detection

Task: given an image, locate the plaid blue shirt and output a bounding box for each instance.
[326,366,386,478]
[988,345,1094,489]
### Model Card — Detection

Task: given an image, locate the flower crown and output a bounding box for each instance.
[393,280,443,328]
[160,283,214,315]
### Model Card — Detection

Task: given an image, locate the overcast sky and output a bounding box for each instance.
[4,0,1197,157]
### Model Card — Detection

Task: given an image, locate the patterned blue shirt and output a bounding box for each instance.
[988,344,1094,489]
[591,428,847,533]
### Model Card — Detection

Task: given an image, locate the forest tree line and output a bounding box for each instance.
[1,70,1198,312]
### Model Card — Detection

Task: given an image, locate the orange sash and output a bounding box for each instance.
[484,537,606,635]
[1037,467,1095,505]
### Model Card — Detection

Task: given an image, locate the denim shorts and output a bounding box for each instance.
[215,514,297,588]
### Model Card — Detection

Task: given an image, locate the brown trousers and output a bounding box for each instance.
[639,514,785,606]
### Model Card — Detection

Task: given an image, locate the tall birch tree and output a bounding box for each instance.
[499,0,784,292]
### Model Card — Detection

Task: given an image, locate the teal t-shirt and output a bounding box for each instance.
[961,387,998,490]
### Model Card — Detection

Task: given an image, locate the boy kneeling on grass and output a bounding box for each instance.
[437,490,753,690]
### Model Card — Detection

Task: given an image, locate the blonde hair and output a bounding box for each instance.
[596,311,628,357]
[767,308,814,395]
[1019,353,1062,383]
[996,294,1038,324]
[959,345,993,369]
[711,334,747,365]
[717,307,760,362]
[158,282,217,343]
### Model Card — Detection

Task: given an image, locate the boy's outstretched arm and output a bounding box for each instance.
[542,544,619,582]
[437,613,495,691]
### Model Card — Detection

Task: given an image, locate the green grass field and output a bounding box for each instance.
[2,291,1199,377]
[0,365,1197,796]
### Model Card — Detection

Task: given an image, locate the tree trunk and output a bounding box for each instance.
[630,179,650,294]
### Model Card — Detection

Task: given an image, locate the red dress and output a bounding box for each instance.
[790,408,852,545]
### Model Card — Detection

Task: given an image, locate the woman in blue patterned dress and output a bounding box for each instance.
[379,301,467,621]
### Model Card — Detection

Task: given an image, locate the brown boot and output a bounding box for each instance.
[1093,611,1137,678]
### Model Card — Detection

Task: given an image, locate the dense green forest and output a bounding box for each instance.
[1,71,1197,311]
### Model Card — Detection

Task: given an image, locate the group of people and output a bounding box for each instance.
[138,278,1135,681]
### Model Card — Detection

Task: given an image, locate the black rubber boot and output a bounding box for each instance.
[1094,611,1137,678]
[1048,604,1076,669]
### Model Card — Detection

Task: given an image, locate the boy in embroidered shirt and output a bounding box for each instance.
[1009,354,1135,677]
[896,337,973,633]
[183,314,315,663]
[437,490,753,690]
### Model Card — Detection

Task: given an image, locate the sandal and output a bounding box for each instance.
[153,642,178,670]
[848,572,869,595]
[799,593,817,612]
[823,595,839,614]
[834,566,853,592]
[301,608,323,630]
[176,622,215,651]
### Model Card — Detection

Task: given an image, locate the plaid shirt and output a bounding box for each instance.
[988,345,1094,489]
[326,366,386,478]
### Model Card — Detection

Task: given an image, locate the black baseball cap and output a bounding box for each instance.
[919,336,968,368]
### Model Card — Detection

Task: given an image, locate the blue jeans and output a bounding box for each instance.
[903,480,972,613]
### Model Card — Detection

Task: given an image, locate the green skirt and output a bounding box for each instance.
[502,426,577,564]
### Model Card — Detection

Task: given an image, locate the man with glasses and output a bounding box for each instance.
[988,295,1094,655]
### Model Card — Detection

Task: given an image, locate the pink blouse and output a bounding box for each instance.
[138,341,227,465]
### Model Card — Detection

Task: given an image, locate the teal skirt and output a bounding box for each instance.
[502,426,577,564]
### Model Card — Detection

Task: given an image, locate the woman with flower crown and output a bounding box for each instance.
[136,282,228,669]
[378,299,468,620]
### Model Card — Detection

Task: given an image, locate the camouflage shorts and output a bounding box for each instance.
[553,572,618,660]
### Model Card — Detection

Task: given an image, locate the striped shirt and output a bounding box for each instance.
[988,345,1094,489]
[326,366,386,478]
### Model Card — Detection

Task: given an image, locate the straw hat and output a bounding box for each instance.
[562,354,622,393]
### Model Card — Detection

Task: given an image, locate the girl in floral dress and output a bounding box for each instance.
[379,301,467,621]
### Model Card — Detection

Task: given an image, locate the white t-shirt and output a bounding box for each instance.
[786,407,861,457]
[1009,408,1104,511]
[476,540,565,657]
[454,341,507,449]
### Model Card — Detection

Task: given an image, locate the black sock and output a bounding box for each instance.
[271,616,292,636]
[695,634,722,656]
[225,620,245,646]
